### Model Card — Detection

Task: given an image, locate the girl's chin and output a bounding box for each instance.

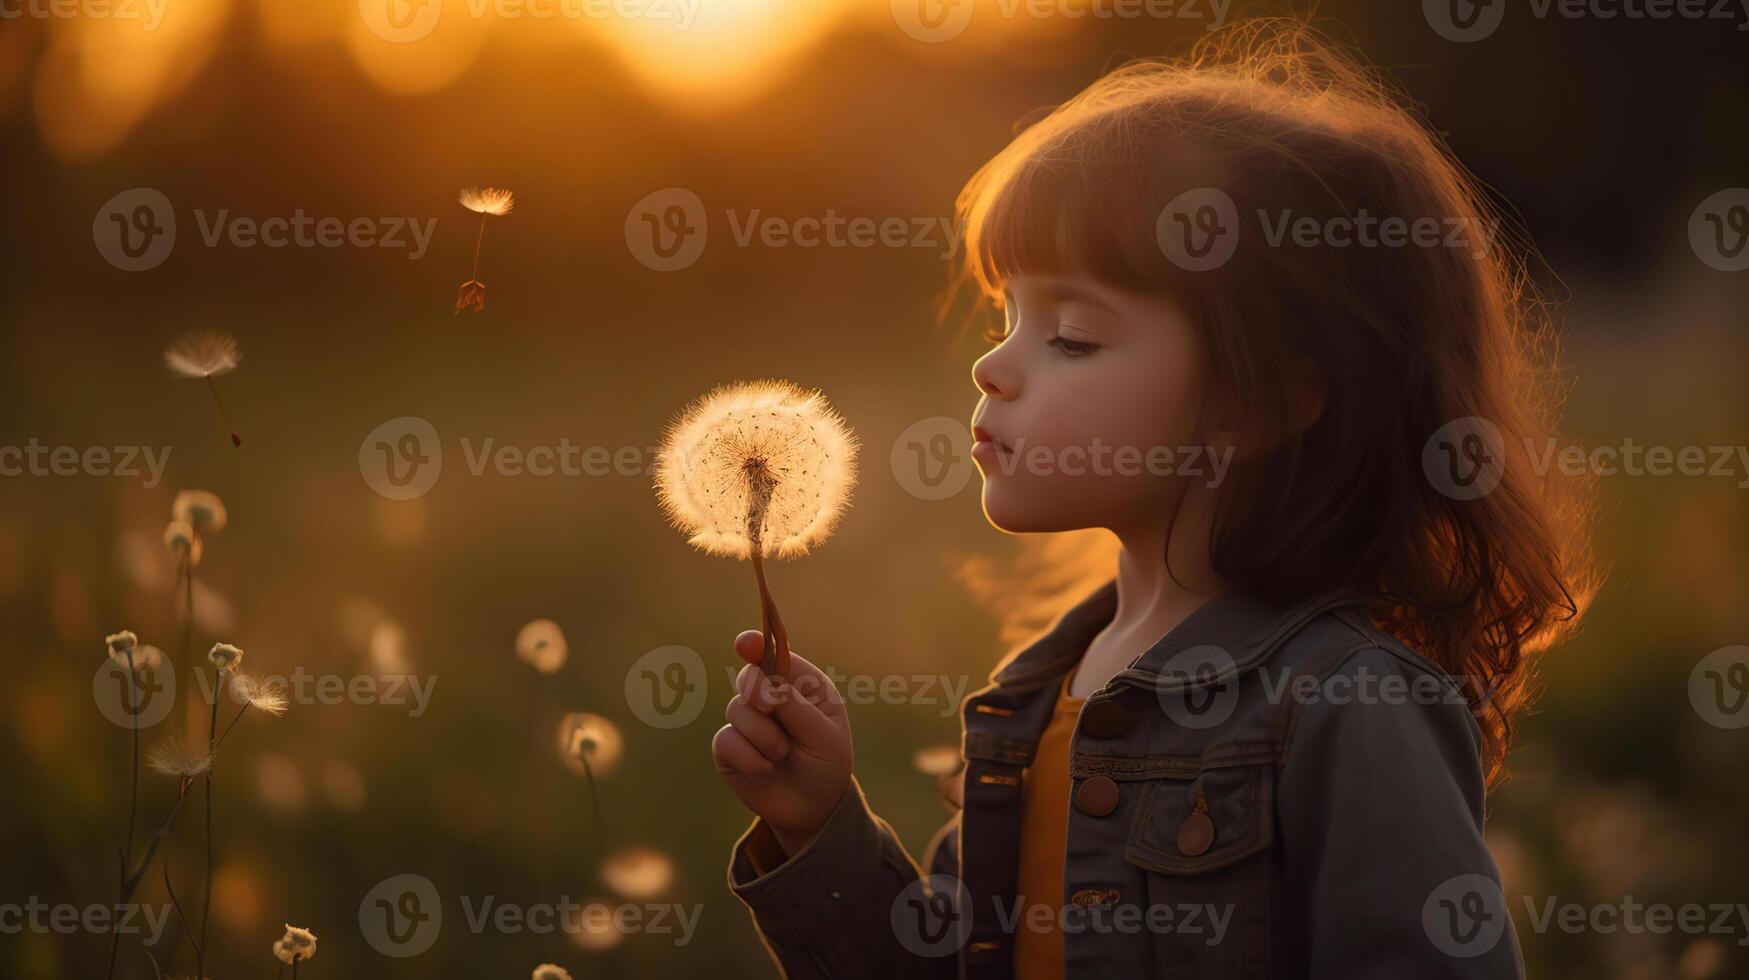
[978,486,1082,534]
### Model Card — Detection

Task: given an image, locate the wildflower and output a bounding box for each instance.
[654,380,858,676]
[556,712,623,778]
[163,520,202,567]
[207,642,244,673]
[147,740,213,778]
[229,673,289,716]
[532,966,572,980]
[164,331,243,447]
[105,630,139,657]
[172,489,228,536]
[600,846,673,900]
[515,619,568,675]
[454,186,514,315]
[274,924,317,962]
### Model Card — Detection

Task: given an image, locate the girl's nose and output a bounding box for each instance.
[973,346,1019,400]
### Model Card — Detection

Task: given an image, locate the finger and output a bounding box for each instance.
[733,632,840,699]
[711,724,775,780]
[726,695,791,761]
[736,649,845,718]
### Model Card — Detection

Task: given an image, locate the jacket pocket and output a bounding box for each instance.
[1120,747,1278,979]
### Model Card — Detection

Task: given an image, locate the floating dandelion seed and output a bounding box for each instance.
[172,490,227,536]
[515,618,568,675]
[147,740,213,778]
[106,630,139,657]
[164,331,243,447]
[600,846,674,900]
[532,965,572,980]
[229,673,289,717]
[454,186,514,315]
[653,380,858,677]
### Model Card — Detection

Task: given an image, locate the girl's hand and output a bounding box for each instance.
[712,629,854,857]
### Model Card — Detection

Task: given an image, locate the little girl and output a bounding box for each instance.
[711,19,1593,979]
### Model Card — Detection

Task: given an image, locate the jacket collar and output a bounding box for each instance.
[988,579,1366,692]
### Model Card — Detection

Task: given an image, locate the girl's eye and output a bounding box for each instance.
[1048,336,1099,357]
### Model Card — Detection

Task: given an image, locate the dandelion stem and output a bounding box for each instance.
[121,777,194,897]
[106,647,142,980]
[743,461,790,677]
[580,753,608,865]
[204,373,242,448]
[164,860,200,963]
[196,667,219,980]
[470,214,488,280]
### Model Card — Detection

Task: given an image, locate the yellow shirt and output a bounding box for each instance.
[1013,671,1085,980]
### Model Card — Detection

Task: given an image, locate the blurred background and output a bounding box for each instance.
[1,0,1746,976]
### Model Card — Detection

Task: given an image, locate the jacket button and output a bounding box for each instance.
[1075,775,1120,817]
[1079,699,1132,739]
[1178,811,1215,856]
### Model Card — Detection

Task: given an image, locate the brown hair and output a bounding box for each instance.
[950,19,1597,787]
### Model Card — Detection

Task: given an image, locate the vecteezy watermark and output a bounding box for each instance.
[889,0,1230,44]
[1690,645,1749,730]
[719,665,972,720]
[624,187,964,271]
[891,875,975,957]
[1423,874,1511,957]
[192,665,438,719]
[892,417,976,501]
[358,874,699,958]
[1690,188,1749,272]
[625,645,711,730]
[358,416,667,500]
[1156,187,1501,271]
[1425,874,1749,956]
[1425,0,1749,42]
[0,0,167,27]
[94,188,437,272]
[1423,419,1749,500]
[0,899,173,945]
[889,876,1233,957]
[92,653,178,729]
[357,0,699,43]
[975,437,1234,487]
[0,441,171,488]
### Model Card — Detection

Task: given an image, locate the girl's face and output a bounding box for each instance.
[970,273,1212,535]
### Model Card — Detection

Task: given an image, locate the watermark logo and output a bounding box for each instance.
[626,187,709,272]
[0,0,169,28]
[891,874,974,957]
[891,0,974,42]
[1157,187,1239,272]
[1423,873,1510,957]
[892,417,975,500]
[624,645,709,729]
[360,416,444,500]
[94,188,176,272]
[360,0,444,42]
[92,655,177,729]
[1423,417,1507,501]
[1690,645,1749,730]
[1,442,171,487]
[1689,188,1749,272]
[1156,644,1240,729]
[1423,0,1506,42]
[360,873,443,957]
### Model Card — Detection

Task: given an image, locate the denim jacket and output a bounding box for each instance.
[726,582,1524,978]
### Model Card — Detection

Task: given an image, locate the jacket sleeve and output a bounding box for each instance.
[1275,645,1525,978]
[726,777,964,979]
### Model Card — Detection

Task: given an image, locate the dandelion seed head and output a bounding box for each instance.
[556,712,623,778]
[276,924,317,962]
[163,521,202,566]
[460,186,515,216]
[230,672,289,716]
[105,630,138,656]
[515,619,568,675]
[600,846,673,900]
[207,642,244,673]
[654,380,858,560]
[173,489,227,536]
[164,331,241,378]
[532,965,572,980]
[147,740,213,778]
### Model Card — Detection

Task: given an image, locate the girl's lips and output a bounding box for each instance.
[970,425,1012,465]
